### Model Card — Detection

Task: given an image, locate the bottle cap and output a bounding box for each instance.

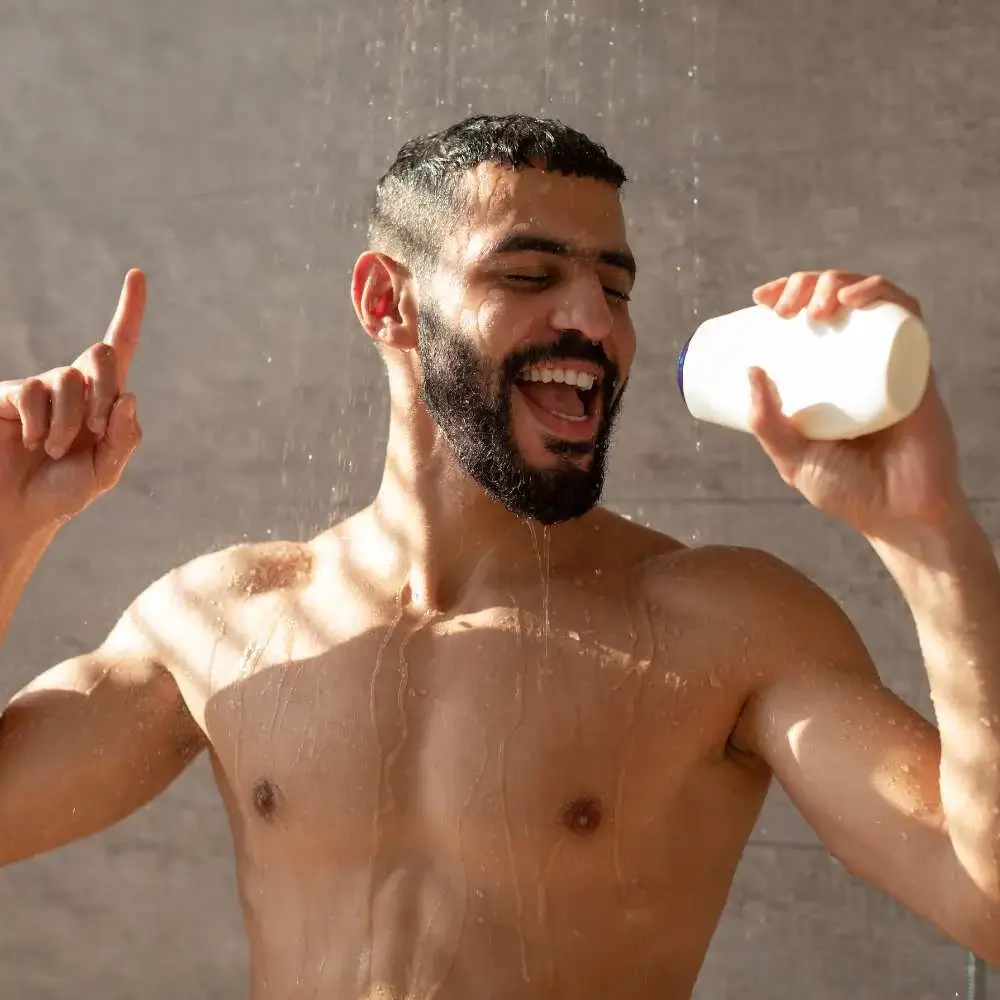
[676,334,693,402]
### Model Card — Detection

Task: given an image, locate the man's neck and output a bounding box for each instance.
[365,454,538,612]
[348,404,596,611]
[336,373,615,611]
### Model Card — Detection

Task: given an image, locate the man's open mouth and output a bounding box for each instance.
[514,363,603,423]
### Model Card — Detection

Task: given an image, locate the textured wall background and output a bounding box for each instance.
[1,1,997,997]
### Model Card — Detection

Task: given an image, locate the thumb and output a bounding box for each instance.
[94,393,142,489]
[746,368,809,484]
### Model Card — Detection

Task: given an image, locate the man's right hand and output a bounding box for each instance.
[0,269,146,535]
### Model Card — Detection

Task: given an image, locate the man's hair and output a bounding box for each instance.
[367,114,627,273]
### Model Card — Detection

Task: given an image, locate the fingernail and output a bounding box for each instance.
[90,417,107,435]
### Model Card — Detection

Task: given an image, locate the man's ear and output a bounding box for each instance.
[351,251,419,351]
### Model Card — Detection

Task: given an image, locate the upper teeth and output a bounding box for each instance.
[519,367,597,390]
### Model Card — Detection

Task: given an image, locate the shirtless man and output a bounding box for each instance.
[1,114,998,999]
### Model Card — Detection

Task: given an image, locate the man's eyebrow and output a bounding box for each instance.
[481,233,636,281]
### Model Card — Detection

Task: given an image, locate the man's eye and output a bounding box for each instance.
[505,274,629,302]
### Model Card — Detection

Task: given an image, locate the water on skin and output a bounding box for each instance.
[541,526,552,661]
[611,573,654,897]
[262,627,298,751]
[362,599,409,992]
[380,612,429,821]
[534,840,558,991]
[501,598,532,982]
[280,618,316,776]
[612,652,639,893]
[233,617,281,790]
[524,523,559,984]
[205,610,227,702]
[415,723,491,997]
[525,521,553,664]
[407,893,448,999]
[393,612,463,997]
[539,837,566,990]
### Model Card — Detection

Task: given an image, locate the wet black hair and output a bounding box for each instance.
[367,113,628,273]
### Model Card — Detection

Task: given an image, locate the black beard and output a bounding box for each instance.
[416,302,625,525]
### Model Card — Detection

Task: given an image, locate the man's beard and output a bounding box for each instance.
[416,302,625,525]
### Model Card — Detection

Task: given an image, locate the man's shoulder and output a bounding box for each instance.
[590,509,797,580]
[131,538,320,624]
[636,540,834,630]
[103,538,322,678]
[637,541,871,681]
[585,509,830,612]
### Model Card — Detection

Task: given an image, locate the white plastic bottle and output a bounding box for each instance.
[676,301,932,440]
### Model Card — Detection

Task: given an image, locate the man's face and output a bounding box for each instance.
[417,164,637,525]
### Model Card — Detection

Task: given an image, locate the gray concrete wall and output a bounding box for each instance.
[1,1,997,996]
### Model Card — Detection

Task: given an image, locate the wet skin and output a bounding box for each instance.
[149,510,771,999]
[4,497,948,998]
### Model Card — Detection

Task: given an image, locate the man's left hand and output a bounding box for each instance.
[748,269,964,538]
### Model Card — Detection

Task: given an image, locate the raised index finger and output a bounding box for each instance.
[103,269,147,390]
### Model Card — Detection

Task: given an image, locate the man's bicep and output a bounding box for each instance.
[0,604,205,866]
[743,646,944,856]
[735,575,964,929]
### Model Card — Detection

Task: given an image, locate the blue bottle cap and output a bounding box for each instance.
[676,334,693,402]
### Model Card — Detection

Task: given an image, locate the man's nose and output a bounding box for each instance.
[548,273,616,344]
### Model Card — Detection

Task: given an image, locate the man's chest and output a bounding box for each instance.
[192,597,754,854]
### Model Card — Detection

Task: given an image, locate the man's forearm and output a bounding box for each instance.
[869,505,1000,905]
[0,529,58,653]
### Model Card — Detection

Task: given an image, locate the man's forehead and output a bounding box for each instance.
[451,163,629,262]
